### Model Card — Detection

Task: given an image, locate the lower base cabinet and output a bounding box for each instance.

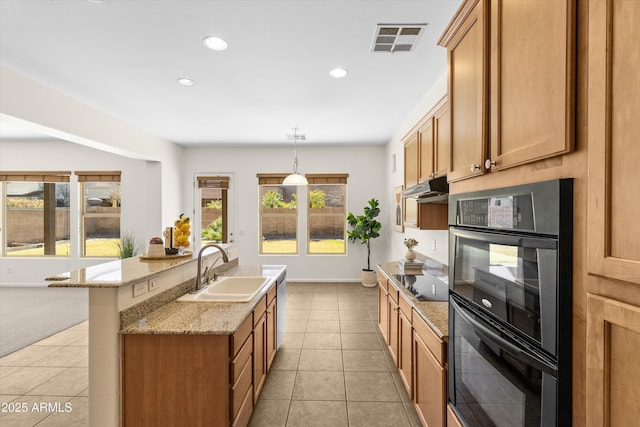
[377,269,447,427]
[122,283,278,427]
[413,328,446,427]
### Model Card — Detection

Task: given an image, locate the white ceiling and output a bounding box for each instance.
[0,0,460,146]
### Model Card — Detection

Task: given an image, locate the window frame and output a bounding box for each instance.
[257,174,299,255]
[1,171,71,257]
[306,174,348,255]
[77,171,121,258]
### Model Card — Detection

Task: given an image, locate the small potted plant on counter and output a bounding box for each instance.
[404,238,419,260]
[347,198,382,287]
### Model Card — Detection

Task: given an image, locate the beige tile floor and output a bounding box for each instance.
[0,321,88,426]
[249,282,422,427]
[0,282,421,426]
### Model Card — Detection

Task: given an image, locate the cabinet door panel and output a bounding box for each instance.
[404,134,419,188]
[419,118,434,183]
[447,0,487,182]
[398,309,413,398]
[586,293,640,426]
[266,298,277,371]
[378,282,389,343]
[413,332,446,427]
[387,296,399,365]
[588,0,640,285]
[253,314,266,403]
[433,101,449,178]
[489,0,575,170]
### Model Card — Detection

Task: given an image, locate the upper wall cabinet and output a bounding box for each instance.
[404,96,449,189]
[439,0,576,182]
[587,0,640,287]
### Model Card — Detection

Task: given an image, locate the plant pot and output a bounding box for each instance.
[405,249,416,260]
[361,269,377,288]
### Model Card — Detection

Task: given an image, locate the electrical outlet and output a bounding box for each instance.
[132,282,147,298]
[148,280,160,292]
[432,239,437,251]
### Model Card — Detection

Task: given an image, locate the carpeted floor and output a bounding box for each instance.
[0,286,88,357]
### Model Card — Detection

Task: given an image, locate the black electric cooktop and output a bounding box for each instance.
[394,259,449,302]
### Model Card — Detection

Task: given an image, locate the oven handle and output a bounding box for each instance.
[451,297,557,376]
[450,227,557,249]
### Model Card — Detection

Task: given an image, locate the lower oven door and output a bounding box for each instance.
[448,295,559,427]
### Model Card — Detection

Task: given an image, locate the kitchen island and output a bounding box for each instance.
[46,246,285,427]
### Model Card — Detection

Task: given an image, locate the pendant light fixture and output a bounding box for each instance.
[283,127,308,186]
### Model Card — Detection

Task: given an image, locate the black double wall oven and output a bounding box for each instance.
[448,179,573,427]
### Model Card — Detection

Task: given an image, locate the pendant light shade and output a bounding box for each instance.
[283,127,308,186]
[283,173,308,185]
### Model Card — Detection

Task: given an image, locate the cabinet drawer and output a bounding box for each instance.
[253,295,267,326]
[232,381,253,427]
[399,292,413,319]
[231,355,252,421]
[267,282,277,304]
[413,309,445,364]
[231,335,252,385]
[377,272,388,291]
[232,315,253,357]
[387,285,399,304]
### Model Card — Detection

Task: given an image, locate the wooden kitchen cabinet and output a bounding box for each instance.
[413,310,447,427]
[387,288,399,365]
[586,294,640,427]
[397,294,413,398]
[587,0,640,287]
[585,2,640,426]
[377,280,389,343]
[404,132,419,189]
[440,0,487,182]
[404,96,448,190]
[122,312,255,427]
[488,0,575,171]
[266,296,277,371]
[418,118,434,183]
[439,0,575,182]
[432,100,449,179]
[253,295,267,403]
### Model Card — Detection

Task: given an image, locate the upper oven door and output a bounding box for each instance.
[449,226,558,354]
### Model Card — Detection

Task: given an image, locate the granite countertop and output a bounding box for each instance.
[46,245,232,288]
[378,261,449,338]
[120,264,286,336]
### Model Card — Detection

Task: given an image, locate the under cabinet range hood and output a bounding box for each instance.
[402,175,449,204]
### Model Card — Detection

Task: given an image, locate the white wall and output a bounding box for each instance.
[384,72,450,266]
[0,66,184,229]
[183,145,387,281]
[0,140,161,285]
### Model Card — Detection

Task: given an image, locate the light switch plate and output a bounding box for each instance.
[148,280,160,292]
[432,239,437,251]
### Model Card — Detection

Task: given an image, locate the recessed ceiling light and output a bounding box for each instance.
[177,78,195,86]
[203,36,228,51]
[329,67,348,78]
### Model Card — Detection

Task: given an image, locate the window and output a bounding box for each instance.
[1,171,71,256]
[198,176,230,246]
[258,174,298,254]
[306,174,348,254]
[77,171,121,257]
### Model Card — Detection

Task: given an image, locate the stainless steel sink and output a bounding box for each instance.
[177,276,272,302]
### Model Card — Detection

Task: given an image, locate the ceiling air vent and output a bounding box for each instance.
[371,24,427,53]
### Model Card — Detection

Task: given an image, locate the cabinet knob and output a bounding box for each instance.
[470,163,481,172]
[485,159,497,170]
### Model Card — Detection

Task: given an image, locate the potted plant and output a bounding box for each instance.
[347,198,382,287]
